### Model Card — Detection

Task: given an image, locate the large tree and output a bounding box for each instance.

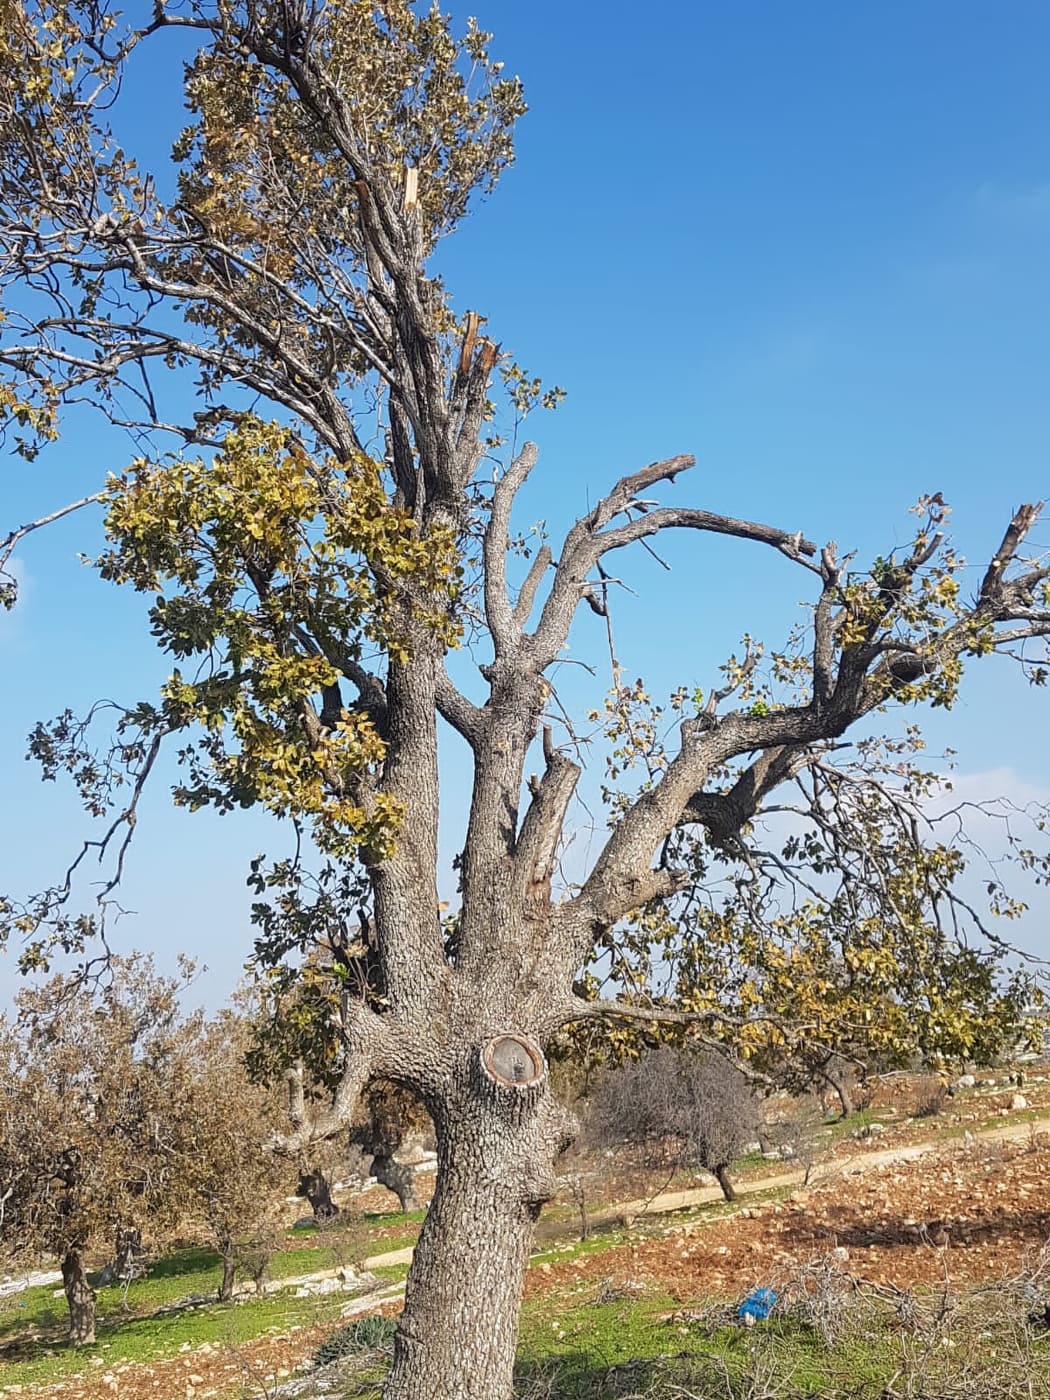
[1,4,1049,1395]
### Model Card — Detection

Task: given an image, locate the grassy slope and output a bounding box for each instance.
[4,1096,1049,1395]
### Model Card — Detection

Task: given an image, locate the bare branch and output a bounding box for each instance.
[1,492,105,602]
[483,442,539,655]
[532,455,819,669]
[980,502,1044,604]
[511,542,552,629]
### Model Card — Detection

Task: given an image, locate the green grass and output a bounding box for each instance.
[0,1220,408,1392]
[319,1284,1050,1400]
[516,1292,892,1398]
[362,1206,427,1228]
[0,1285,351,1390]
[0,1240,348,1346]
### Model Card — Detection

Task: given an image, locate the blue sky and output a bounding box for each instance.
[2,1,1050,1007]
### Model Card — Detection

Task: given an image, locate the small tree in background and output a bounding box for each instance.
[588,1046,761,1202]
[246,918,432,1216]
[177,1008,298,1302]
[352,1080,432,1213]
[0,956,197,1343]
[587,735,1046,1120]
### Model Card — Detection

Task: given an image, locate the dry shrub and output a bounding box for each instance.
[761,1095,827,1184]
[911,1075,949,1119]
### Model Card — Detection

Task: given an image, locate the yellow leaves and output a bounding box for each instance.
[92,414,467,863]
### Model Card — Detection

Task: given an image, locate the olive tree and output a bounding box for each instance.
[177,1009,298,1302]
[2,4,1050,1396]
[587,1046,761,1202]
[0,956,197,1344]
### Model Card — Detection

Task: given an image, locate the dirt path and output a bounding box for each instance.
[550,1110,1050,1239]
[528,1126,1050,1305]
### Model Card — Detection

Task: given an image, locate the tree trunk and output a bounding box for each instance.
[218,1245,236,1302]
[61,1249,96,1346]
[821,1065,854,1120]
[298,1167,340,1220]
[91,1225,143,1289]
[713,1164,737,1202]
[383,1035,570,1400]
[371,1151,422,1213]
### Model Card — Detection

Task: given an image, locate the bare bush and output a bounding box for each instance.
[586,1048,761,1201]
[761,1096,827,1184]
[911,1075,949,1119]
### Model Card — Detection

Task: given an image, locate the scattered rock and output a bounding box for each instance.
[1012,1094,1029,1111]
[294,1277,342,1297]
[0,1269,62,1299]
[851,1121,887,1140]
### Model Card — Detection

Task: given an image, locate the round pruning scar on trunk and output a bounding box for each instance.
[482,1032,545,1086]
[481,1033,544,1084]
[476,1033,548,1122]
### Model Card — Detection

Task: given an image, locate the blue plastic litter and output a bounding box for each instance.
[738,1287,777,1322]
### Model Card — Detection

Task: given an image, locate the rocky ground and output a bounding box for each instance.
[529,1132,1050,1303]
[4,1078,1050,1400]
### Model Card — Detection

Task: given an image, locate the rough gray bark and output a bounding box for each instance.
[818,1060,856,1120]
[218,1245,236,1303]
[61,1249,96,1346]
[713,1164,738,1203]
[383,1038,569,1400]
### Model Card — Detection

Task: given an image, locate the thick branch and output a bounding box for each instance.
[980,502,1044,604]
[434,664,487,749]
[556,997,778,1085]
[570,502,1049,949]
[532,456,818,669]
[273,1004,389,1156]
[483,442,540,656]
[511,728,580,906]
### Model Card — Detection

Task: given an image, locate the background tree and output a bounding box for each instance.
[177,1008,298,1302]
[0,956,197,1344]
[587,1046,761,1202]
[2,4,1050,1396]
[577,726,1046,1117]
[351,1079,431,1213]
[246,918,432,1215]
